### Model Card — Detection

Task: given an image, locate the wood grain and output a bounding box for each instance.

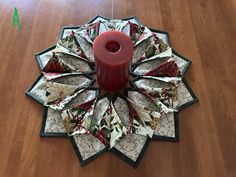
[0,0,235,177]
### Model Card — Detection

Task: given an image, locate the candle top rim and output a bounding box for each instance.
[93,31,134,65]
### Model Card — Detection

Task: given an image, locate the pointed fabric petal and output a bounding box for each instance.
[139,47,172,63]
[42,72,69,80]
[90,103,111,147]
[44,73,93,109]
[132,77,182,110]
[121,21,152,46]
[127,101,150,137]
[56,31,87,59]
[135,27,153,46]
[138,34,171,63]
[46,89,86,110]
[45,82,78,104]
[61,99,95,135]
[76,21,101,43]
[98,21,110,34]
[144,58,180,77]
[91,102,128,148]
[126,22,152,46]
[132,38,152,64]
[43,52,92,73]
[113,96,131,131]
[114,20,129,32]
[138,89,177,114]
[55,53,92,73]
[109,103,128,148]
[98,20,129,34]
[54,43,85,59]
[127,98,161,138]
[86,21,101,42]
[75,33,94,62]
[133,57,169,75]
[42,53,71,73]
[44,73,93,86]
[172,50,191,76]
[126,88,180,138]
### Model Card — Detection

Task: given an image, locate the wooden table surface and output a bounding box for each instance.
[0,0,235,177]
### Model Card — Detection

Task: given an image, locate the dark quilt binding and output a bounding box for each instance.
[177,78,198,111]
[110,137,151,168]
[70,136,108,166]
[173,49,192,76]
[25,74,45,105]
[40,107,67,137]
[59,25,81,40]
[152,112,179,142]
[149,28,171,46]
[35,45,56,70]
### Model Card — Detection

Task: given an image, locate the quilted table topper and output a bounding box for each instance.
[26,15,198,168]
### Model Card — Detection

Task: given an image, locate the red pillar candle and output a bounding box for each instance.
[93,31,134,91]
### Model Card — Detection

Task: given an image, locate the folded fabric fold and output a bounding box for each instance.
[42,52,91,73]
[56,31,87,59]
[109,103,128,148]
[85,21,101,42]
[61,99,95,135]
[138,89,177,113]
[126,22,153,46]
[46,88,86,110]
[138,34,171,62]
[43,52,72,73]
[133,57,180,76]
[90,100,128,148]
[144,58,180,77]
[60,95,128,148]
[127,98,161,138]
[42,72,74,80]
[74,33,94,62]
[45,82,79,104]
[133,77,181,110]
